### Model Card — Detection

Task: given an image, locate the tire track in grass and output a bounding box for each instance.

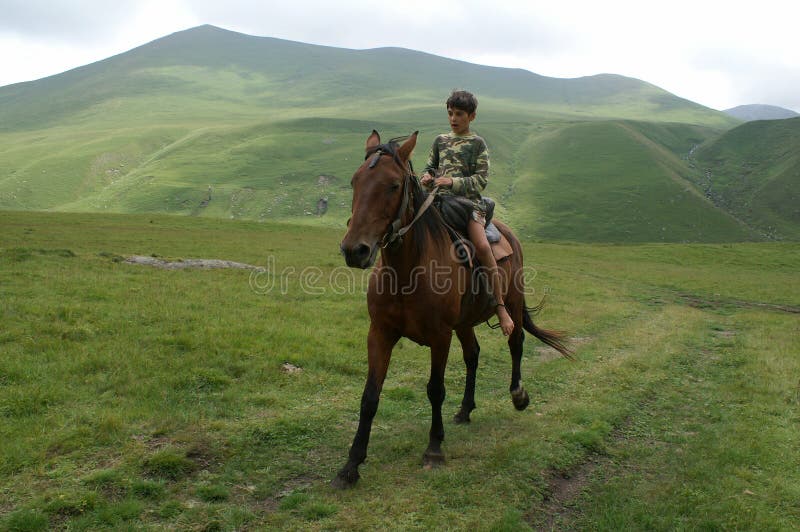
[540,308,800,530]
[525,304,712,529]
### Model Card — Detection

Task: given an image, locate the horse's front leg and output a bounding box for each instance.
[332,324,398,489]
[423,334,452,468]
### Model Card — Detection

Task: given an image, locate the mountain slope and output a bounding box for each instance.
[502,120,756,242]
[0,25,771,242]
[691,117,800,239]
[0,25,737,131]
[724,104,799,122]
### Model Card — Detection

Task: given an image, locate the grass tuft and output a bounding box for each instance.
[301,501,338,520]
[131,479,165,499]
[44,491,99,517]
[196,484,230,502]
[141,449,196,480]
[3,509,49,532]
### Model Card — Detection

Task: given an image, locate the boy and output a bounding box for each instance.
[421,90,514,336]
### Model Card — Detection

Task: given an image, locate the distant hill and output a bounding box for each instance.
[0,25,737,131]
[0,24,783,243]
[724,104,799,122]
[691,117,800,239]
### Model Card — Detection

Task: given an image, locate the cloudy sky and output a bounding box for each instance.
[1,0,799,112]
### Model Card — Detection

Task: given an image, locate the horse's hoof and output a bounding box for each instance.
[453,409,471,424]
[330,469,359,489]
[423,451,446,469]
[511,387,530,411]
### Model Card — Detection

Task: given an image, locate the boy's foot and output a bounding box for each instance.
[497,304,515,336]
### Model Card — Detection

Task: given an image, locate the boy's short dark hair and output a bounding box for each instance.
[446,90,478,114]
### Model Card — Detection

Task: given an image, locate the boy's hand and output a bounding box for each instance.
[434,176,453,188]
[420,173,434,186]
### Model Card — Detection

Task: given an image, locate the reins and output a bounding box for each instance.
[365,141,439,249]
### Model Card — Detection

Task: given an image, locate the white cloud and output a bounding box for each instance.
[0,0,139,43]
[0,0,798,111]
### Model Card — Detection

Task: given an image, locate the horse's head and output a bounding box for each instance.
[340,130,418,268]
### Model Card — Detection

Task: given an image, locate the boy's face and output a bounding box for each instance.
[447,106,476,135]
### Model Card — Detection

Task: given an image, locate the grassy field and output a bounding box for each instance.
[1,211,798,530]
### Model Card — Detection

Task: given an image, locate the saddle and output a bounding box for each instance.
[435,196,513,265]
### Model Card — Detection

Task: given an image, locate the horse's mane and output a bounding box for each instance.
[408,172,449,259]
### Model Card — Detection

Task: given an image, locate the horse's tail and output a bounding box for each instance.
[523,298,573,360]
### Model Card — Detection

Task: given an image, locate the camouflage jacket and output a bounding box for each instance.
[423,133,489,210]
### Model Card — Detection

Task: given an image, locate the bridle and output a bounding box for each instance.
[363,141,438,249]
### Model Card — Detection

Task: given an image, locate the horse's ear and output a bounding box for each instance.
[366,130,380,151]
[398,131,418,161]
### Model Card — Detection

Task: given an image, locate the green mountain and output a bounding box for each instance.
[0,25,736,131]
[0,24,776,242]
[691,117,800,239]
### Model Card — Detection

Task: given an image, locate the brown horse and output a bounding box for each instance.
[332,131,571,488]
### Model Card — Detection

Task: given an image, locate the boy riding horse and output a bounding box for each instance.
[421,90,514,336]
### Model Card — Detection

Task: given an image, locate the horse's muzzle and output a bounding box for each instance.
[341,242,377,269]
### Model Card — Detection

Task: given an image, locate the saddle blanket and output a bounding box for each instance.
[487,223,513,262]
[453,221,513,267]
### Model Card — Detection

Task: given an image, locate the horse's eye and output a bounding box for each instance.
[390,183,401,192]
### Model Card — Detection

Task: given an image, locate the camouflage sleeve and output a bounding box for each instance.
[423,137,440,176]
[451,137,489,197]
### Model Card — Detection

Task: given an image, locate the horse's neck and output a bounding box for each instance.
[380,223,454,283]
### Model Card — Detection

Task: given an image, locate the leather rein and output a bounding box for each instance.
[364,142,438,249]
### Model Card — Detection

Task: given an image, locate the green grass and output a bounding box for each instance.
[561,309,800,530]
[1,210,798,530]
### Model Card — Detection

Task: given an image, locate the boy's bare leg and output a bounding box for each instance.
[467,219,514,335]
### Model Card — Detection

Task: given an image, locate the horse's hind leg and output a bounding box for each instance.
[454,326,479,423]
[508,315,530,411]
[501,262,530,410]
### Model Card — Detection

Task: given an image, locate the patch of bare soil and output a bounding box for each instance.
[534,458,601,531]
[256,496,279,514]
[130,434,173,451]
[276,474,318,498]
[124,255,257,270]
[281,362,303,374]
[185,440,218,470]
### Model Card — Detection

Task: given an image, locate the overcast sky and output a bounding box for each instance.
[1,0,799,112]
